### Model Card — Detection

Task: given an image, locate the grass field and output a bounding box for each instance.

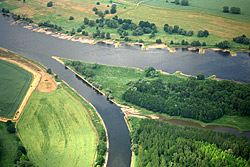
[0,122,20,167]
[0,59,32,118]
[16,87,97,167]
[61,58,250,132]
[1,0,250,51]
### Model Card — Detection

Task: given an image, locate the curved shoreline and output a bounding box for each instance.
[52,56,109,167]
[9,19,248,57]
[52,55,250,131]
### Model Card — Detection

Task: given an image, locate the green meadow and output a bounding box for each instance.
[1,0,250,50]
[60,58,250,132]
[0,59,32,118]
[16,87,97,167]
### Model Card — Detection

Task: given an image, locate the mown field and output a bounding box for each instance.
[0,59,32,118]
[16,87,97,167]
[0,0,250,50]
[0,122,20,167]
[60,58,250,132]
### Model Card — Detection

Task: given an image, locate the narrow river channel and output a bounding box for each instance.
[0,15,250,167]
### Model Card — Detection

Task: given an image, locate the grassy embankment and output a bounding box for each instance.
[0,122,20,166]
[0,48,107,166]
[60,58,250,132]
[0,59,32,118]
[16,86,98,167]
[0,0,250,51]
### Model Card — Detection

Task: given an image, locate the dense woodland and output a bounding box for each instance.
[130,118,250,167]
[123,68,250,123]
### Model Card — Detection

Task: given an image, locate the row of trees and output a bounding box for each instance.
[123,71,250,123]
[223,6,241,14]
[130,119,250,167]
[38,21,62,31]
[2,8,33,23]
[173,0,189,6]
[164,24,194,36]
[66,61,94,78]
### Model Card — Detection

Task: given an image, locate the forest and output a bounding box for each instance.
[130,118,250,167]
[123,70,250,123]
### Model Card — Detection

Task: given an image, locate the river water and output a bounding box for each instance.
[0,15,250,166]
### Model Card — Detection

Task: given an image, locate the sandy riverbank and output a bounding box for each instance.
[0,48,57,122]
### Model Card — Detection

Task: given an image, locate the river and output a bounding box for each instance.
[0,15,250,167]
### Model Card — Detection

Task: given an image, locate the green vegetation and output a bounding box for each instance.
[16,87,98,167]
[0,122,19,166]
[60,58,250,131]
[1,0,250,51]
[0,59,32,118]
[129,117,250,167]
[0,121,33,166]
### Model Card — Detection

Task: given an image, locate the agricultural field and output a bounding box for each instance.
[0,59,32,118]
[16,87,98,167]
[1,0,250,50]
[59,58,250,132]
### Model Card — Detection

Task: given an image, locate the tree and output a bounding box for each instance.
[156,39,162,44]
[93,7,98,12]
[105,10,109,14]
[100,32,105,38]
[47,1,53,7]
[77,28,82,33]
[84,17,89,25]
[110,4,117,14]
[6,120,12,126]
[7,124,16,133]
[89,20,95,27]
[223,6,229,13]
[217,40,230,49]
[197,74,205,80]
[170,40,174,44]
[164,24,169,32]
[47,68,52,74]
[69,16,74,20]
[181,0,189,6]
[175,0,180,5]
[106,32,111,39]
[96,2,100,5]
[230,7,241,14]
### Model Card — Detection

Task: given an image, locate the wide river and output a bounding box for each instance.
[1,15,250,167]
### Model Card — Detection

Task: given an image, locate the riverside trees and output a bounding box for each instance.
[123,70,250,123]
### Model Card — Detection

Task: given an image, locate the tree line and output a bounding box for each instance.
[123,69,250,123]
[130,118,250,167]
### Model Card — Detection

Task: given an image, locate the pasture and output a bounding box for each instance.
[0,59,32,118]
[16,88,97,167]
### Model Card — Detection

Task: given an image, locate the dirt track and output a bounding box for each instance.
[0,48,57,122]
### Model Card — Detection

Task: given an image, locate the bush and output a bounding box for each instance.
[230,7,241,14]
[69,16,74,20]
[7,124,16,133]
[47,1,53,7]
[217,40,230,49]
[197,74,205,80]
[96,2,100,5]
[6,120,12,126]
[223,6,229,13]
[181,0,189,6]
[156,39,162,44]
[47,68,52,74]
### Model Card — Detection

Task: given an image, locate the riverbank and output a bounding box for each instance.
[54,57,250,132]
[0,48,108,167]
[8,19,248,56]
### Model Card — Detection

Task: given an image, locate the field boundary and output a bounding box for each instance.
[0,48,57,122]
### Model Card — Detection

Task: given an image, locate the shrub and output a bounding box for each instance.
[217,40,230,49]
[156,39,162,44]
[7,124,16,133]
[47,1,53,7]
[69,16,74,20]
